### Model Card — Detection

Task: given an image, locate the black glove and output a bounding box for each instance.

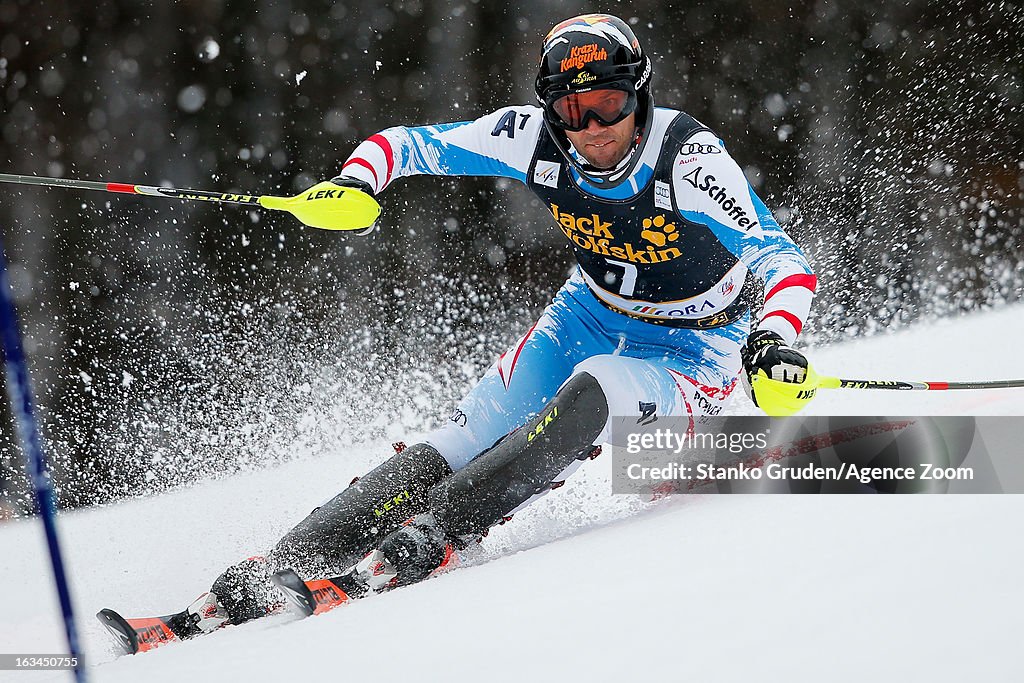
[330,175,377,235]
[741,330,817,414]
[741,330,809,384]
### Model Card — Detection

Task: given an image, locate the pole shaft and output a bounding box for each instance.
[0,172,111,193]
[0,237,87,683]
[0,173,261,206]
[833,377,1024,391]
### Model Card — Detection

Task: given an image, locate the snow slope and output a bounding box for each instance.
[1,304,1022,682]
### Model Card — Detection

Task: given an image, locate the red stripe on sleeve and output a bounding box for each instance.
[927,382,949,390]
[508,324,536,375]
[764,273,818,302]
[342,158,379,188]
[106,183,136,194]
[760,310,803,335]
[367,134,395,187]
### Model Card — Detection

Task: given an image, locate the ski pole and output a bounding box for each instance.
[817,376,1024,391]
[0,235,88,682]
[0,172,380,231]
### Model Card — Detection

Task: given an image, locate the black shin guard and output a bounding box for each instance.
[429,371,608,538]
[270,443,452,576]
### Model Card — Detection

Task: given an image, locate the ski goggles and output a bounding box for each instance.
[547,88,637,132]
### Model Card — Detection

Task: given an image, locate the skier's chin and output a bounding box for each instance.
[580,143,629,170]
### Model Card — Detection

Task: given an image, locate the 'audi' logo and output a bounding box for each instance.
[679,143,720,155]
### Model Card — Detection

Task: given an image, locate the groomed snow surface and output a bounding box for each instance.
[2,304,1022,682]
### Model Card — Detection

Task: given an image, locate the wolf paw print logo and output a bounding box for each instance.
[640,215,678,247]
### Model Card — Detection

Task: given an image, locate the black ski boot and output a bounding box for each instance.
[352,513,456,592]
[210,556,283,624]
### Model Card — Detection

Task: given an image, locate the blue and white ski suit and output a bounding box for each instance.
[341,106,817,470]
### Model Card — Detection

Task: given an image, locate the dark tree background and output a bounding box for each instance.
[0,0,1020,515]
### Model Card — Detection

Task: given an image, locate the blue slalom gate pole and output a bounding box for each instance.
[0,236,87,683]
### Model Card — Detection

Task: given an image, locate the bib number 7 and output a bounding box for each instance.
[604,259,637,297]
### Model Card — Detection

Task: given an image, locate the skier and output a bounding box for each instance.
[99,13,818,650]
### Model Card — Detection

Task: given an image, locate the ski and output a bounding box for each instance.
[272,570,366,616]
[96,607,189,655]
[98,533,464,654]
[96,571,365,655]
[272,541,461,617]
[96,591,230,655]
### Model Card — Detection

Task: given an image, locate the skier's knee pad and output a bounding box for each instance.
[270,443,452,575]
[422,419,483,472]
[569,355,660,427]
[429,371,608,538]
